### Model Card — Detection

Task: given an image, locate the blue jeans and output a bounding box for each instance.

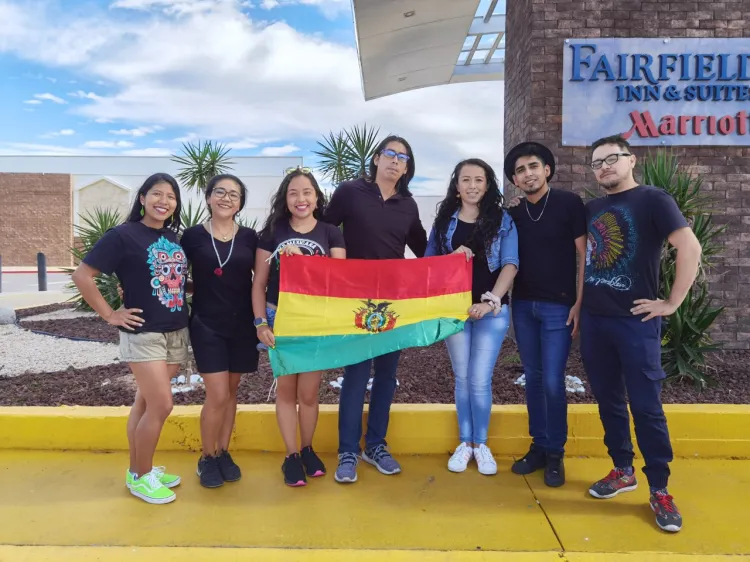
[338,350,401,454]
[445,304,511,445]
[511,299,573,455]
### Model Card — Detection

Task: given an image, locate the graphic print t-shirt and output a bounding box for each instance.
[83,221,189,333]
[258,220,346,305]
[583,185,688,317]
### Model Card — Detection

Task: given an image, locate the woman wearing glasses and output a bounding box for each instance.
[252,167,346,487]
[180,174,259,489]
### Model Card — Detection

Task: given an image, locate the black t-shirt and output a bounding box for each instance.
[181,224,257,334]
[451,219,508,306]
[509,188,587,306]
[83,221,189,334]
[258,220,346,305]
[583,185,689,316]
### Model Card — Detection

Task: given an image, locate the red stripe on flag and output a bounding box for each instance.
[278,254,472,299]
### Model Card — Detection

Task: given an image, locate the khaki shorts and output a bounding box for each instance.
[119,328,189,364]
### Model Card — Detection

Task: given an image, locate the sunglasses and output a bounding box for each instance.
[380,148,410,162]
[284,166,313,176]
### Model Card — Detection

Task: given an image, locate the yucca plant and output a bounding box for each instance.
[640,150,727,388]
[172,140,234,192]
[313,123,381,185]
[179,199,209,236]
[64,207,124,311]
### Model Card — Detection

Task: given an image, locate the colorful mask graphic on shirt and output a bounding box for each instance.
[585,207,637,292]
[147,237,187,311]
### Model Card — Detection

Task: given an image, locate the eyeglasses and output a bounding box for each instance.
[380,148,410,162]
[212,187,241,201]
[284,166,313,176]
[590,152,631,170]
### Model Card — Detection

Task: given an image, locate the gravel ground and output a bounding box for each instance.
[0,324,120,377]
[3,304,749,406]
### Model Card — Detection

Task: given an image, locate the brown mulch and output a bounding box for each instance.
[15,302,76,320]
[4,304,750,406]
[21,316,120,343]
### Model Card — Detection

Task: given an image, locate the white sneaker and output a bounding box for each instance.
[448,442,473,473]
[474,444,497,475]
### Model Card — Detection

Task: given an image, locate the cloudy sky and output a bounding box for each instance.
[0,0,504,194]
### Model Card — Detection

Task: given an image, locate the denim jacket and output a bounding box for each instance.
[424,209,519,273]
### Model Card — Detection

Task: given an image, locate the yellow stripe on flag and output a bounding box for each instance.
[275,291,471,338]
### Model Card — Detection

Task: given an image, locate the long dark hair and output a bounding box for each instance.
[259,169,327,239]
[205,173,247,217]
[368,135,415,196]
[433,158,505,255]
[126,172,182,233]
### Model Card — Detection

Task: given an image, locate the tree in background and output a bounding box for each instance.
[171,140,234,192]
[313,124,381,186]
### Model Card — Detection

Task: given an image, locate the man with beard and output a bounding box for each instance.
[581,134,701,533]
[504,142,587,488]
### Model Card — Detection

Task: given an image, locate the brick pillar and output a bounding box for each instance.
[503,1,750,349]
[0,173,73,267]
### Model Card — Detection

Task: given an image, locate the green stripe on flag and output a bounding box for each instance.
[268,318,465,377]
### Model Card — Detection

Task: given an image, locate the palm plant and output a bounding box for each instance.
[64,207,124,311]
[171,140,234,192]
[313,123,380,186]
[179,199,209,236]
[640,150,727,388]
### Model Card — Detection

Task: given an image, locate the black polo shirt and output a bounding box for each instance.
[323,178,427,259]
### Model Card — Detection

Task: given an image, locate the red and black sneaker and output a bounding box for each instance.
[650,490,682,532]
[589,468,638,499]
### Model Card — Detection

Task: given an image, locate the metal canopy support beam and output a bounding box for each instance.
[469,14,505,35]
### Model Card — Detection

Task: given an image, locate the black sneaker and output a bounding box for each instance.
[300,446,326,477]
[511,444,547,475]
[217,449,241,482]
[650,490,682,532]
[196,455,224,488]
[282,453,307,487]
[544,453,565,487]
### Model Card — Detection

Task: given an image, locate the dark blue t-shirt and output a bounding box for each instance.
[583,185,689,317]
[83,221,189,333]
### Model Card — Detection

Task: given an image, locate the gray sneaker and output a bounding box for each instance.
[362,444,401,475]
[334,452,359,483]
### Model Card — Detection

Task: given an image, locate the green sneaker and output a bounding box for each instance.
[129,470,176,504]
[126,466,181,490]
[152,466,181,488]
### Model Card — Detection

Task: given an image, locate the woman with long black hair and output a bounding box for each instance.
[252,167,345,487]
[72,173,187,505]
[425,158,519,476]
[180,174,259,489]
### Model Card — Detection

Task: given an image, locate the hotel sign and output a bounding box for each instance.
[562,38,750,146]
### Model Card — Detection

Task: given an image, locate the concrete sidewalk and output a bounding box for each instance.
[0,290,72,309]
[0,450,747,560]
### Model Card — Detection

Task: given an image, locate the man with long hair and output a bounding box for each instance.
[323,135,427,484]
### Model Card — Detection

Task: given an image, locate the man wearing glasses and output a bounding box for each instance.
[323,135,427,484]
[581,134,702,533]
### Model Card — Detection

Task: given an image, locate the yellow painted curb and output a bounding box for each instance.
[1,404,749,458]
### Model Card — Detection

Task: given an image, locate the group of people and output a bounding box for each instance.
[72,133,701,535]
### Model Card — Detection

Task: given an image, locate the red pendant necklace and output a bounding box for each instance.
[209,220,236,276]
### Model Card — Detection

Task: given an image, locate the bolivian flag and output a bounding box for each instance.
[268,253,472,377]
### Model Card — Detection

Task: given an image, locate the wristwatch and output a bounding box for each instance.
[254,317,267,328]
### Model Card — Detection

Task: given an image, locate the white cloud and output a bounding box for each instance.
[95,117,114,123]
[110,0,237,15]
[0,142,99,156]
[0,1,503,194]
[109,125,164,137]
[225,138,261,150]
[260,143,299,156]
[41,129,76,138]
[69,90,102,100]
[122,147,172,156]
[83,140,136,148]
[34,93,67,104]
[259,0,349,19]
[23,99,42,105]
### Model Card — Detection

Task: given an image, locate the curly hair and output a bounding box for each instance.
[432,158,505,256]
[259,169,327,239]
